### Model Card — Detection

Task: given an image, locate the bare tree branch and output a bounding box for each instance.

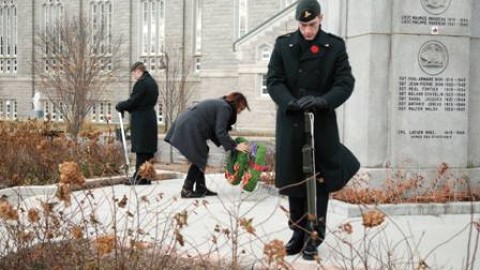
[157,44,196,131]
[34,15,124,137]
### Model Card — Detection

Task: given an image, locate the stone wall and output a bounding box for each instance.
[343,0,479,187]
[469,0,480,167]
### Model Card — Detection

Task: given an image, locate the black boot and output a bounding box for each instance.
[285,230,305,255]
[181,167,204,198]
[302,237,318,260]
[302,225,324,260]
[195,173,218,196]
[197,188,218,196]
[181,188,205,198]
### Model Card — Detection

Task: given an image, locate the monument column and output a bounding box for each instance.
[344,0,477,185]
[390,0,470,168]
[469,1,480,173]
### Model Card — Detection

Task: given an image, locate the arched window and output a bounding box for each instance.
[42,0,63,72]
[43,0,63,54]
[90,0,113,55]
[0,0,17,74]
[193,0,202,55]
[258,43,272,61]
[139,0,165,72]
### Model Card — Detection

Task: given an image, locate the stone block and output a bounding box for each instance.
[393,0,471,36]
[389,35,469,167]
[347,0,391,36]
[345,34,390,167]
[469,40,480,167]
[473,0,480,37]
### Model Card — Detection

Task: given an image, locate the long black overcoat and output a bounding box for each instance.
[117,72,159,154]
[267,29,360,196]
[164,98,237,170]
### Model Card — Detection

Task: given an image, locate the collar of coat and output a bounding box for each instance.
[286,29,333,61]
[290,29,331,46]
[138,71,150,81]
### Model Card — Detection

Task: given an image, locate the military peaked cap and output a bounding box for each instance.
[295,0,321,22]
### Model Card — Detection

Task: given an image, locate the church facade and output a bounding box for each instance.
[0,0,305,133]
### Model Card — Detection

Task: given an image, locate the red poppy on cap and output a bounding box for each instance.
[310,45,319,54]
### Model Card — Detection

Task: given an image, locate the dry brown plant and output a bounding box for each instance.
[0,181,224,270]
[362,210,386,228]
[333,162,480,204]
[0,120,123,187]
[1,139,478,270]
[138,160,157,180]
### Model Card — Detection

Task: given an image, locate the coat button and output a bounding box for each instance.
[298,68,303,73]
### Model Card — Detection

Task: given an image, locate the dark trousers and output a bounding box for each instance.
[182,164,206,191]
[133,152,154,179]
[288,189,329,237]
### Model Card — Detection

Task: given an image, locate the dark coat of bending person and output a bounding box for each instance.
[267,0,360,260]
[165,92,250,198]
[116,61,159,185]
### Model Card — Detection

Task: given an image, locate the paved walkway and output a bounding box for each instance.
[8,173,480,269]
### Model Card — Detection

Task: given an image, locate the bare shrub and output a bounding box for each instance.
[0,165,223,270]
[0,120,123,187]
[333,162,480,204]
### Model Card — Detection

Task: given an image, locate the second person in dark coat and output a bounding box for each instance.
[116,62,159,185]
[165,92,250,198]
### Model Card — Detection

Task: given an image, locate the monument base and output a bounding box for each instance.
[353,166,480,193]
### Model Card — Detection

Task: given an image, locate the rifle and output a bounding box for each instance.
[302,111,319,260]
[118,112,130,177]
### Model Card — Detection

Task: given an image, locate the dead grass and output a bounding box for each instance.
[0,239,222,270]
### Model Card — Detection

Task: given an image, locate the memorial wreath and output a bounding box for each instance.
[225,137,273,192]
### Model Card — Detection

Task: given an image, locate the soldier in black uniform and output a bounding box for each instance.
[116,62,159,185]
[267,0,360,260]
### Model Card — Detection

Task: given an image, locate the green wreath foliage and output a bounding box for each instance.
[225,137,272,192]
[225,137,249,185]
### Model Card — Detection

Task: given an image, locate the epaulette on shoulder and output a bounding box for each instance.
[327,32,345,42]
[277,32,292,40]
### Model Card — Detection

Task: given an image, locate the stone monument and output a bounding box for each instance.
[328,0,479,189]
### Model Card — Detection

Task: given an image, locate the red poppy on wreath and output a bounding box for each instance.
[310,45,320,54]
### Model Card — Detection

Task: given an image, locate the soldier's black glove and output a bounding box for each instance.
[115,103,123,112]
[298,96,328,111]
[286,100,301,112]
[115,103,125,117]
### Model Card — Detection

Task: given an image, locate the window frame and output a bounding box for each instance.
[259,74,268,97]
[0,1,17,75]
[139,0,166,72]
